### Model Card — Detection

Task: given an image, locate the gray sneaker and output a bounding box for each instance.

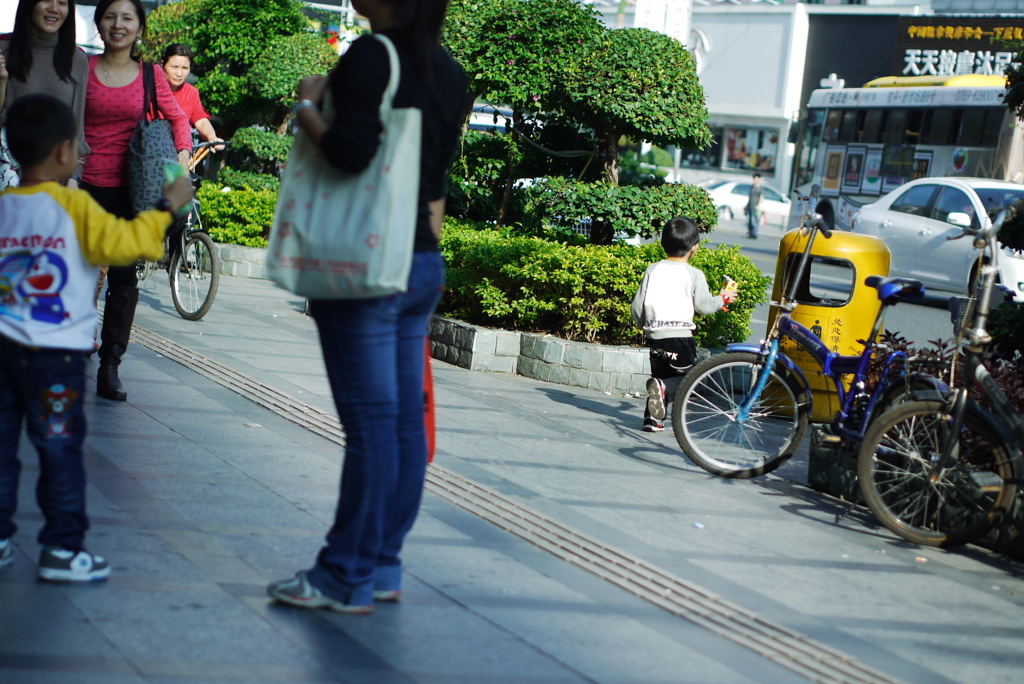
[38,546,110,582]
[267,572,373,614]
[0,539,13,570]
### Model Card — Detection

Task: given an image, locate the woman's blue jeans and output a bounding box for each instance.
[306,251,445,605]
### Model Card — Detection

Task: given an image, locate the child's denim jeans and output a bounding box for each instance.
[0,335,89,551]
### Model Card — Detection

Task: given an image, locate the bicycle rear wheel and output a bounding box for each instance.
[857,400,1016,547]
[672,352,810,479]
[170,231,219,320]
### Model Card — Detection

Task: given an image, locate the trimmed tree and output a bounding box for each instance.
[443,0,605,225]
[562,28,712,243]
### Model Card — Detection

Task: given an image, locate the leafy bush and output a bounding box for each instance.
[523,177,718,241]
[643,146,674,168]
[228,128,293,175]
[199,184,277,248]
[246,31,339,111]
[439,219,770,346]
[989,300,1024,359]
[217,167,280,193]
[619,149,667,186]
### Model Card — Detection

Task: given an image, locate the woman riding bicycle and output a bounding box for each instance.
[160,43,223,154]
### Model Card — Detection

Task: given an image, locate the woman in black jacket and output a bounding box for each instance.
[267,0,467,612]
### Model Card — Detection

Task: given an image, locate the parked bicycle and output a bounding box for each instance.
[136,141,226,320]
[671,185,945,479]
[855,205,1024,547]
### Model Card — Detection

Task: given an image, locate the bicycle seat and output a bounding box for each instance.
[864,276,925,305]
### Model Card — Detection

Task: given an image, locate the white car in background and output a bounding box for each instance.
[850,177,1024,302]
[699,179,792,226]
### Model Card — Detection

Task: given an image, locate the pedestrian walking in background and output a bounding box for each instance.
[745,173,763,239]
[631,217,737,432]
[0,94,192,581]
[267,0,467,613]
[81,0,191,402]
[0,0,91,190]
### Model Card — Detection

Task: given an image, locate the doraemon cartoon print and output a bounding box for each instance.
[41,383,79,438]
[0,250,69,324]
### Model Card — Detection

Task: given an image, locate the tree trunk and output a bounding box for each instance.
[600,121,620,186]
[496,109,523,229]
[590,122,619,245]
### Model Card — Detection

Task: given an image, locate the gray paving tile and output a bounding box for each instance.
[66,587,316,667]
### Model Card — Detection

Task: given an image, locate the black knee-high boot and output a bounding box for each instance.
[97,286,139,401]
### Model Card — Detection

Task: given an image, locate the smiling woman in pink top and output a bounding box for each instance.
[82,0,191,403]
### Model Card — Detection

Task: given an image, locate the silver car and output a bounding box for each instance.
[850,177,1024,302]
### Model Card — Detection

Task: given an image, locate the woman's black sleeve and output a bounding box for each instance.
[319,37,389,174]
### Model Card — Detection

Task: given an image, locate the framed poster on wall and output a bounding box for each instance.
[911,151,933,181]
[842,148,866,193]
[860,149,883,196]
[822,147,845,196]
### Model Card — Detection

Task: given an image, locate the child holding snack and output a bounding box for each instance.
[0,93,191,580]
[631,217,738,432]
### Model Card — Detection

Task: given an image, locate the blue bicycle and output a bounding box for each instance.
[672,185,945,479]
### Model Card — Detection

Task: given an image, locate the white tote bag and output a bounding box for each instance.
[265,34,421,298]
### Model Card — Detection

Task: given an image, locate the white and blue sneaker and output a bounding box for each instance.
[0,539,13,570]
[38,546,110,582]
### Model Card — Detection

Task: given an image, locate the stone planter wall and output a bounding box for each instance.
[216,243,267,279]
[429,316,652,395]
[517,334,651,395]
[429,317,521,374]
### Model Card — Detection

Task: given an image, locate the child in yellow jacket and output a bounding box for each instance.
[0,94,192,581]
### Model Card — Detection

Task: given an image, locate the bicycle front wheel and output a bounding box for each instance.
[858,400,1016,547]
[672,352,810,479]
[170,232,219,321]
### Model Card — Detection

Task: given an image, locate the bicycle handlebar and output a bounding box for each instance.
[193,140,231,151]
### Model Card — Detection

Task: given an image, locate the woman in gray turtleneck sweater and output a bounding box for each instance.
[0,0,90,188]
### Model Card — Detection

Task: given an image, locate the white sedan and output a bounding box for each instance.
[699,179,792,227]
[850,177,1024,302]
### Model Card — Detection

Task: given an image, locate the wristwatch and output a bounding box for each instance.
[155,196,173,212]
[292,99,318,115]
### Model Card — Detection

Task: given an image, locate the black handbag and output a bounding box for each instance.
[128,63,179,216]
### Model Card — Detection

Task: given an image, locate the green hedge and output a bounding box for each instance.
[440,219,770,346]
[199,184,276,248]
[523,176,718,239]
[228,128,293,175]
[217,167,281,193]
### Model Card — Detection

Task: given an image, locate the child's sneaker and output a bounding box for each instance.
[0,539,12,569]
[646,377,667,420]
[38,546,110,582]
[642,416,665,432]
[373,589,401,602]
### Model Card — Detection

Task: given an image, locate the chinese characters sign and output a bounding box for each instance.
[894,17,1022,78]
[902,49,1015,77]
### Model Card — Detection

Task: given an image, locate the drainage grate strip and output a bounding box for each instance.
[129,323,908,684]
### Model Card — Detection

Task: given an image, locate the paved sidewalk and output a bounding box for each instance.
[3,273,1024,684]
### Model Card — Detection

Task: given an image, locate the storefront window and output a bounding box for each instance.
[725,127,778,174]
[678,126,723,168]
